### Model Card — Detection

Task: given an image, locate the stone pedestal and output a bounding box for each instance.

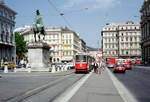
[27,42,50,71]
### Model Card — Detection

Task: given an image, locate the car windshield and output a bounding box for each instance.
[55,63,63,66]
[117,65,123,67]
[76,55,87,62]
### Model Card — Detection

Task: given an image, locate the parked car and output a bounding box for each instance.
[124,64,132,70]
[136,61,141,65]
[113,64,126,73]
[52,63,65,68]
[66,62,75,69]
[107,63,115,68]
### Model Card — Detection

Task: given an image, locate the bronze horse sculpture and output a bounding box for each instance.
[33,10,46,42]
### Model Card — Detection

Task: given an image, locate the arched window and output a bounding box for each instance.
[53,58,56,62]
[130,37,132,41]
[57,58,59,62]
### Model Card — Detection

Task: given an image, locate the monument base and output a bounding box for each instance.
[15,67,51,72]
[27,42,51,72]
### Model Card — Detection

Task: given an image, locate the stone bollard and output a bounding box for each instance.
[61,67,64,71]
[27,63,31,73]
[65,66,68,71]
[51,65,56,73]
[64,66,68,71]
[28,68,31,73]
[4,62,8,73]
[57,67,60,72]
[14,67,17,73]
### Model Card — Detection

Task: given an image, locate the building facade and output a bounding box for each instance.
[101,21,141,60]
[0,3,16,61]
[20,27,81,63]
[86,46,102,61]
[140,0,150,64]
[79,38,87,53]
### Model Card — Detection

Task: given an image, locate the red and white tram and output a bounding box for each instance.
[75,53,94,73]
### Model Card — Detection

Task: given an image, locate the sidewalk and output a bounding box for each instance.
[68,69,124,102]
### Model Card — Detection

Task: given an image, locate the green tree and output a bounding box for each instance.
[15,32,27,60]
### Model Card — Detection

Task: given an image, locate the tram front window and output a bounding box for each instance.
[76,55,86,62]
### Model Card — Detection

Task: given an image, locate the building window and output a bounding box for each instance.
[135,37,137,41]
[122,50,124,55]
[53,58,56,62]
[112,45,114,48]
[126,37,128,41]
[112,52,114,55]
[130,26,132,29]
[130,37,132,41]
[57,58,59,62]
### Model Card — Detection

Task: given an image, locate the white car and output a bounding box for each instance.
[107,63,115,68]
[66,62,75,69]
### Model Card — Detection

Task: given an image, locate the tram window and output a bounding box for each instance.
[83,56,86,62]
[76,55,87,62]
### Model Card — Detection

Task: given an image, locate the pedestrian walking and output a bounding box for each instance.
[91,62,94,71]
[101,61,106,71]
[93,62,98,73]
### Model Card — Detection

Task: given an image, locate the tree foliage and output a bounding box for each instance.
[15,32,27,59]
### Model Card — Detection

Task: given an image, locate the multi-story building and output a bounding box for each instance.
[86,46,102,61]
[20,27,81,63]
[0,3,16,61]
[101,21,141,60]
[140,0,150,64]
[79,38,87,52]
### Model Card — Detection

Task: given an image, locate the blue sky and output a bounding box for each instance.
[6,0,143,47]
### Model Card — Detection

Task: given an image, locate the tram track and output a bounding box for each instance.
[1,72,85,102]
[50,73,86,102]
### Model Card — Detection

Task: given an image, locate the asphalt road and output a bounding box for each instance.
[109,65,150,102]
[0,70,86,102]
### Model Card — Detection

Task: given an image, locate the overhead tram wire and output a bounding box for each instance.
[64,8,88,15]
[47,0,73,29]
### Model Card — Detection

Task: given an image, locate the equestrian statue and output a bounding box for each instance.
[32,10,46,42]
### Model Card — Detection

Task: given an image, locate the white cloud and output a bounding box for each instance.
[64,0,120,9]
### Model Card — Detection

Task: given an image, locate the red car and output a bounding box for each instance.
[124,64,132,70]
[113,65,126,73]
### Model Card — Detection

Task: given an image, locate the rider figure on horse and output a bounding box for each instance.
[33,10,45,42]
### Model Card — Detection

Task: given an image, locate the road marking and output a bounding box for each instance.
[52,72,92,102]
[106,68,138,102]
